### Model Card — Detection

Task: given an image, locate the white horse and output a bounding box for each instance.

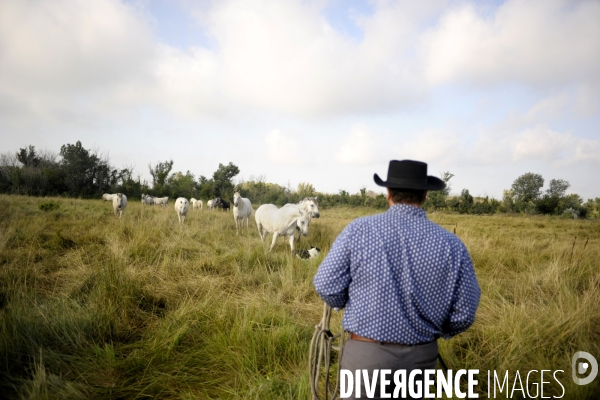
[141,194,154,206]
[255,204,310,252]
[284,197,320,240]
[102,193,115,201]
[207,199,214,210]
[233,192,252,235]
[191,198,203,210]
[154,197,169,207]
[174,197,190,224]
[112,193,128,218]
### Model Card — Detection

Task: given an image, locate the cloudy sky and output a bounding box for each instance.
[1,0,599,199]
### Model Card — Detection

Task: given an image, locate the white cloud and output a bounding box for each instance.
[0,0,155,128]
[163,0,440,118]
[503,92,571,129]
[575,138,600,164]
[399,129,464,166]
[2,0,599,122]
[574,83,600,117]
[510,125,571,162]
[264,129,303,164]
[423,0,600,87]
[0,0,154,94]
[522,94,570,124]
[335,124,381,164]
[508,125,600,166]
[471,132,511,165]
[152,45,222,118]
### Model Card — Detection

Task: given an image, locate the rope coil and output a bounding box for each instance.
[309,303,345,400]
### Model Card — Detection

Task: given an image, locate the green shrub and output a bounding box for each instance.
[39,202,59,212]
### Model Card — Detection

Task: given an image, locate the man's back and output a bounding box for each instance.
[313,204,480,344]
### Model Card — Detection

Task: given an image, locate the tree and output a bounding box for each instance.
[212,162,239,198]
[148,160,173,195]
[499,189,515,213]
[425,171,454,211]
[149,160,173,187]
[558,193,583,215]
[60,141,110,197]
[297,182,316,199]
[583,198,600,219]
[537,179,570,215]
[511,172,543,213]
[511,173,544,203]
[546,179,569,198]
[458,189,474,214]
[196,175,213,200]
[17,146,40,168]
[110,165,143,198]
[168,171,196,199]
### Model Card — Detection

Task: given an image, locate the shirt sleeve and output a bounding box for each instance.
[441,242,481,338]
[312,222,355,309]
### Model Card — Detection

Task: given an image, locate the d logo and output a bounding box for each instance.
[572,351,598,385]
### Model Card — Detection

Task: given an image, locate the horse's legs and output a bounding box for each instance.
[257,223,264,241]
[288,235,295,252]
[269,233,279,251]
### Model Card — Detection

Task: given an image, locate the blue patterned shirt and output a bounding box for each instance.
[313,204,480,344]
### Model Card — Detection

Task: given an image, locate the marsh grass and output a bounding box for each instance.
[0,195,599,399]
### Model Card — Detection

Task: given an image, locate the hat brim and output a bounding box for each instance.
[374,173,446,191]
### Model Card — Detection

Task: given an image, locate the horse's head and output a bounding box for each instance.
[296,210,310,236]
[115,193,123,209]
[304,198,320,218]
[233,192,240,207]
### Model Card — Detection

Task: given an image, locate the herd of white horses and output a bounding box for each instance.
[101,192,320,252]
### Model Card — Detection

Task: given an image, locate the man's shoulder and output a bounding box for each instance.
[345,210,464,243]
[347,211,389,228]
[421,219,470,253]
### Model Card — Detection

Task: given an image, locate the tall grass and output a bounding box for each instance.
[0,195,598,399]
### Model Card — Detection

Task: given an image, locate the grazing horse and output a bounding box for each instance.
[102,193,115,201]
[233,192,252,235]
[284,197,320,240]
[214,197,230,211]
[191,198,203,210]
[154,197,169,207]
[174,197,190,224]
[112,193,128,218]
[141,194,154,206]
[255,204,310,252]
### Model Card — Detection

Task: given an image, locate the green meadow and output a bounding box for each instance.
[0,195,598,399]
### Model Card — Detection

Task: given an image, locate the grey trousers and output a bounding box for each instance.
[339,338,438,400]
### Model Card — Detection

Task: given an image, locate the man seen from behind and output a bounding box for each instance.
[313,159,481,399]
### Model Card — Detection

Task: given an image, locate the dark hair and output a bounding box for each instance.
[389,188,427,205]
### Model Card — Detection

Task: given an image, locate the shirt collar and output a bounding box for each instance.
[388,203,427,218]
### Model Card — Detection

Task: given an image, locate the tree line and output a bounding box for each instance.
[423,171,599,218]
[1,141,599,217]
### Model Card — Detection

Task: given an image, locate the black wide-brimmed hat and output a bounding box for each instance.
[374,160,446,191]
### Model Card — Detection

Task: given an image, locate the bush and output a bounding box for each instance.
[39,202,59,212]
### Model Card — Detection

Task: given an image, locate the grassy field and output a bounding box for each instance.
[0,194,599,399]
